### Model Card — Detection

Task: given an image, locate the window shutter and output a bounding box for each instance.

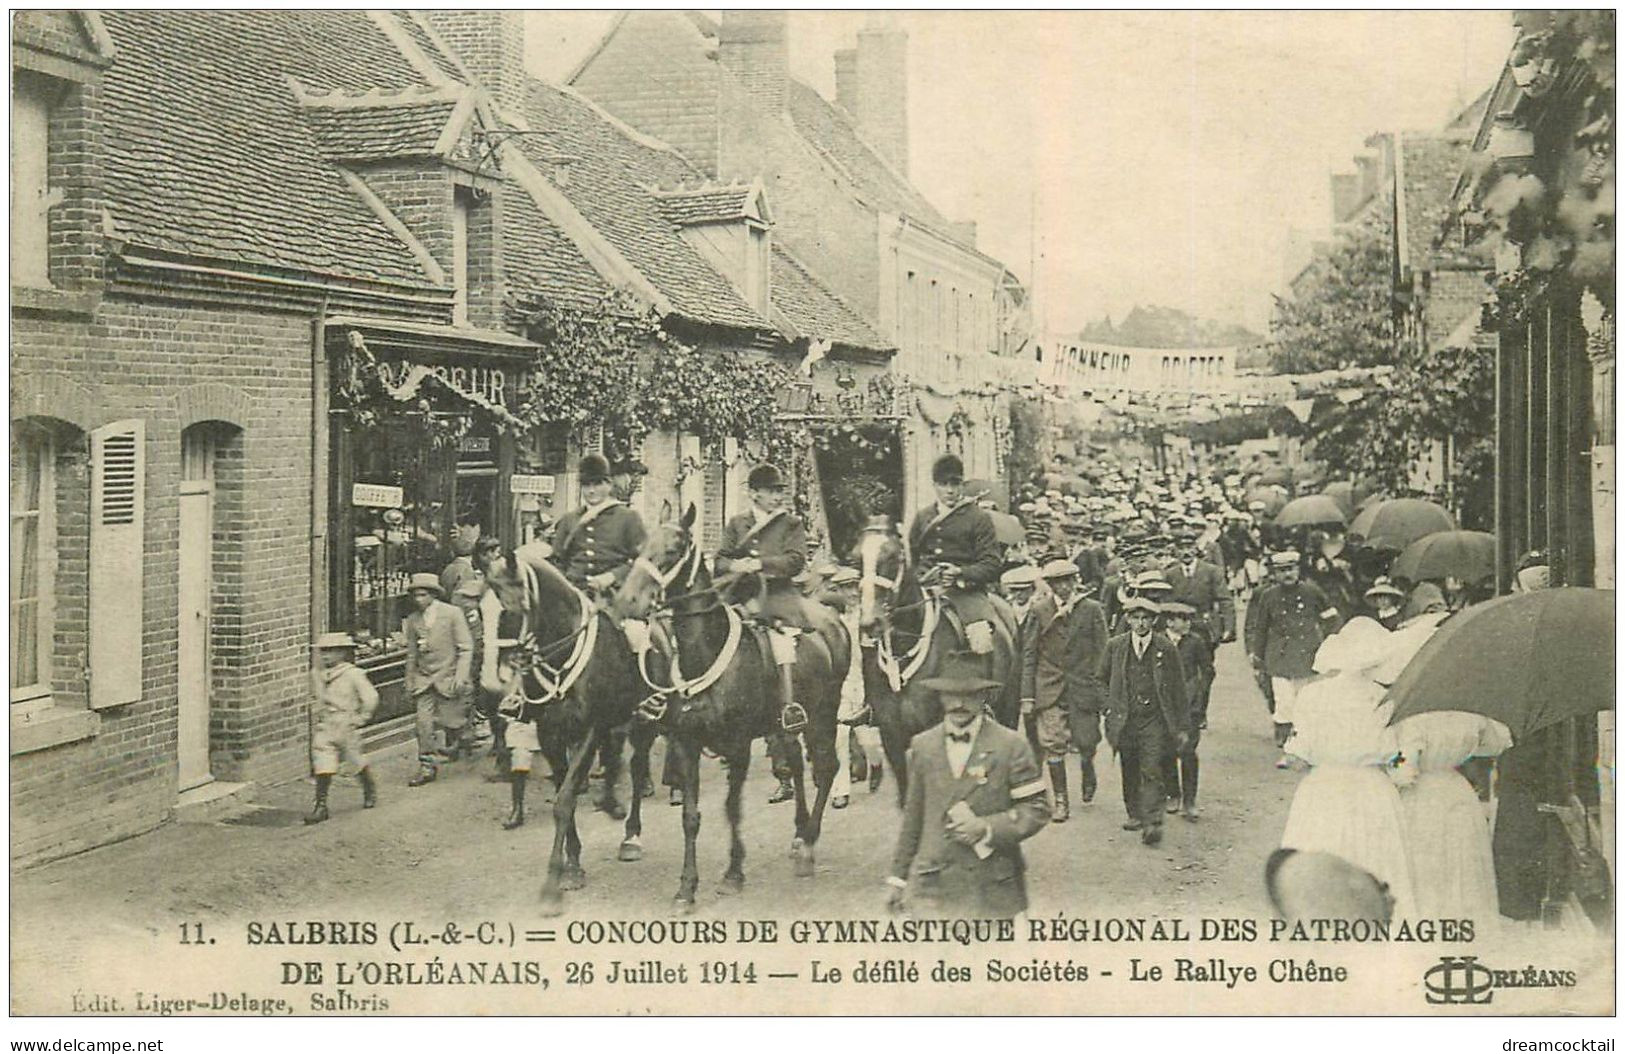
[89,419,144,708]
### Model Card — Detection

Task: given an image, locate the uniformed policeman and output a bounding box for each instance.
[716,464,811,802]
[1247,550,1342,768]
[551,452,647,596]
[906,454,1003,653]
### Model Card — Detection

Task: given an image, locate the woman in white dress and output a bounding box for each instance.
[1280,617,1418,918]
[1376,613,1512,925]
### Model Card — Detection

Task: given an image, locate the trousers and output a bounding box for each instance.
[1117,711,1170,827]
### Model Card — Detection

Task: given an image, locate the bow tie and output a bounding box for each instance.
[947,730,973,744]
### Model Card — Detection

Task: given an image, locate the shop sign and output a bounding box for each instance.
[366,358,512,407]
[458,435,492,454]
[352,483,405,508]
[510,474,556,496]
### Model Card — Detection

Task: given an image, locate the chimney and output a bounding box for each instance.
[833,47,859,112]
[1330,172,1361,224]
[422,11,526,115]
[719,11,788,112]
[852,22,909,175]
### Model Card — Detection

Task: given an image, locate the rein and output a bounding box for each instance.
[499,563,599,715]
[630,533,744,720]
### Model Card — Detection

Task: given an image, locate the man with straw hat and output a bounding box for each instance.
[306,631,379,825]
[403,572,474,787]
[1103,595,1188,847]
[886,652,1049,919]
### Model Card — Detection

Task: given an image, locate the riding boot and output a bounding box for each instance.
[1047,760,1070,824]
[503,772,526,830]
[304,774,332,825]
[358,767,377,810]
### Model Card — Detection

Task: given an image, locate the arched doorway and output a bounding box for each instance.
[178,421,240,791]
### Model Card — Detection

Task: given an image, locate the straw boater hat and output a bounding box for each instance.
[315,631,357,650]
[1312,616,1393,674]
[916,652,1003,695]
[1364,576,1404,601]
[1269,550,1301,568]
[407,572,445,597]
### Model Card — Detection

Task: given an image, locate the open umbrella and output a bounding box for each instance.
[1256,465,1295,487]
[1349,498,1454,551]
[1320,480,1356,516]
[987,510,1025,546]
[1390,530,1496,584]
[1244,487,1288,518]
[1275,494,1348,529]
[1384,588,1615,740]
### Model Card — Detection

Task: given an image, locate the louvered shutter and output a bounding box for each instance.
[89,419,144,708]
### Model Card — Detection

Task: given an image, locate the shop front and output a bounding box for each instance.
[324,318,543,724]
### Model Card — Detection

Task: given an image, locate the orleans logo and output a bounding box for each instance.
[1423,956,1495,1005]
[1423,956,1579,1005]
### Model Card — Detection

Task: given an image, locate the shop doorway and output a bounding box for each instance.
[813,423,905,558]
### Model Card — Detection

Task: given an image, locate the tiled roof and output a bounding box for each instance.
[652,185,757,226]
[784,79,952,236]
[1399,132,1492,275]
[99,10,436,285]
[299,94,459,163]
[513,80,769,331]
[395,14,468,83]
[498,182,616,315]
[770,245,890,352]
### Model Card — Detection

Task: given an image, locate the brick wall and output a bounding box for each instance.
[358,161,456,277]
[422,11,524,115]
[11,291,316,867]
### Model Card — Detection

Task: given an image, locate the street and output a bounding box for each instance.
[12,636,1293,993]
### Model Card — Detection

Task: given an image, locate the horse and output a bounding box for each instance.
[610,504,849,911]
[850,519,1022,805]
[482,547,659,916]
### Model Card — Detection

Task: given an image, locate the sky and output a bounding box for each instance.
[525,11,1516,335]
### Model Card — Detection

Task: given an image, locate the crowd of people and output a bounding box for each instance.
[300,446,1586,929]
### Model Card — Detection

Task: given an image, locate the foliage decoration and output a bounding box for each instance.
[333,332,500,447]
[517,291,647,443]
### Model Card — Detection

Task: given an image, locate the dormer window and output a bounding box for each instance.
[653,179,774,317]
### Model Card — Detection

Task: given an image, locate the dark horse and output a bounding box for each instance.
[850,520,1021,805]
[483,547,658,916]
[610,504,849,911]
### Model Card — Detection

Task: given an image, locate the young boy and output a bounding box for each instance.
[307,631,379,824]
[1159,602,1211,822]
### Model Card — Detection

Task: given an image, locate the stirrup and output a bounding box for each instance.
[636,694,669,722]
[780,701,809,733]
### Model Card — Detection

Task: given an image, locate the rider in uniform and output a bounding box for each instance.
[906,454,1003,654]
[716,463,810,805]
[552,453,647,596]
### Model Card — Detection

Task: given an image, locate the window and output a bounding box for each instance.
[11,73,61,289]
[743,223,770,313]
[11,427,54,702]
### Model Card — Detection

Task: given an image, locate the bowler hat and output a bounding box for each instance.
[916,651,1002,694]
[408,572,445,596]
[747,463,785,491]
[315,631,357,650]
[932,454,965,485]
[578,452,611,485]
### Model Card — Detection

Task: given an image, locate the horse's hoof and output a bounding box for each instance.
[560,867,587,891]
[718,874,745,895]
[617,839,644,863]
[599,799,628,821]
[792,850,816,878]
[788,836,805,859]
[538,892,565,918]
[672,896,696,915]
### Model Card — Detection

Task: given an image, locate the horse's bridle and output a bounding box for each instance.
[634,531,723,615]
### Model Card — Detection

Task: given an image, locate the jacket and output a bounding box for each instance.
[551,500,646,589]
[890,718,1049,918]
[1247,579,1340,679]
[906,500,1002,590]
[403,599,474,699]
[1020,591,1109,714]
[1162,558,1228,616]
[1101,631,1189,750]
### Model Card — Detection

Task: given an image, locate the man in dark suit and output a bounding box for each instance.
[1162,528,1229,645]
[1020,559,1109,822]
[552,452,647,595]
[1158,601,1211,821]
[906,454,1003,653]
[887,652,1050,919]
[1102,596,1188,847]
[716,463,810,803]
